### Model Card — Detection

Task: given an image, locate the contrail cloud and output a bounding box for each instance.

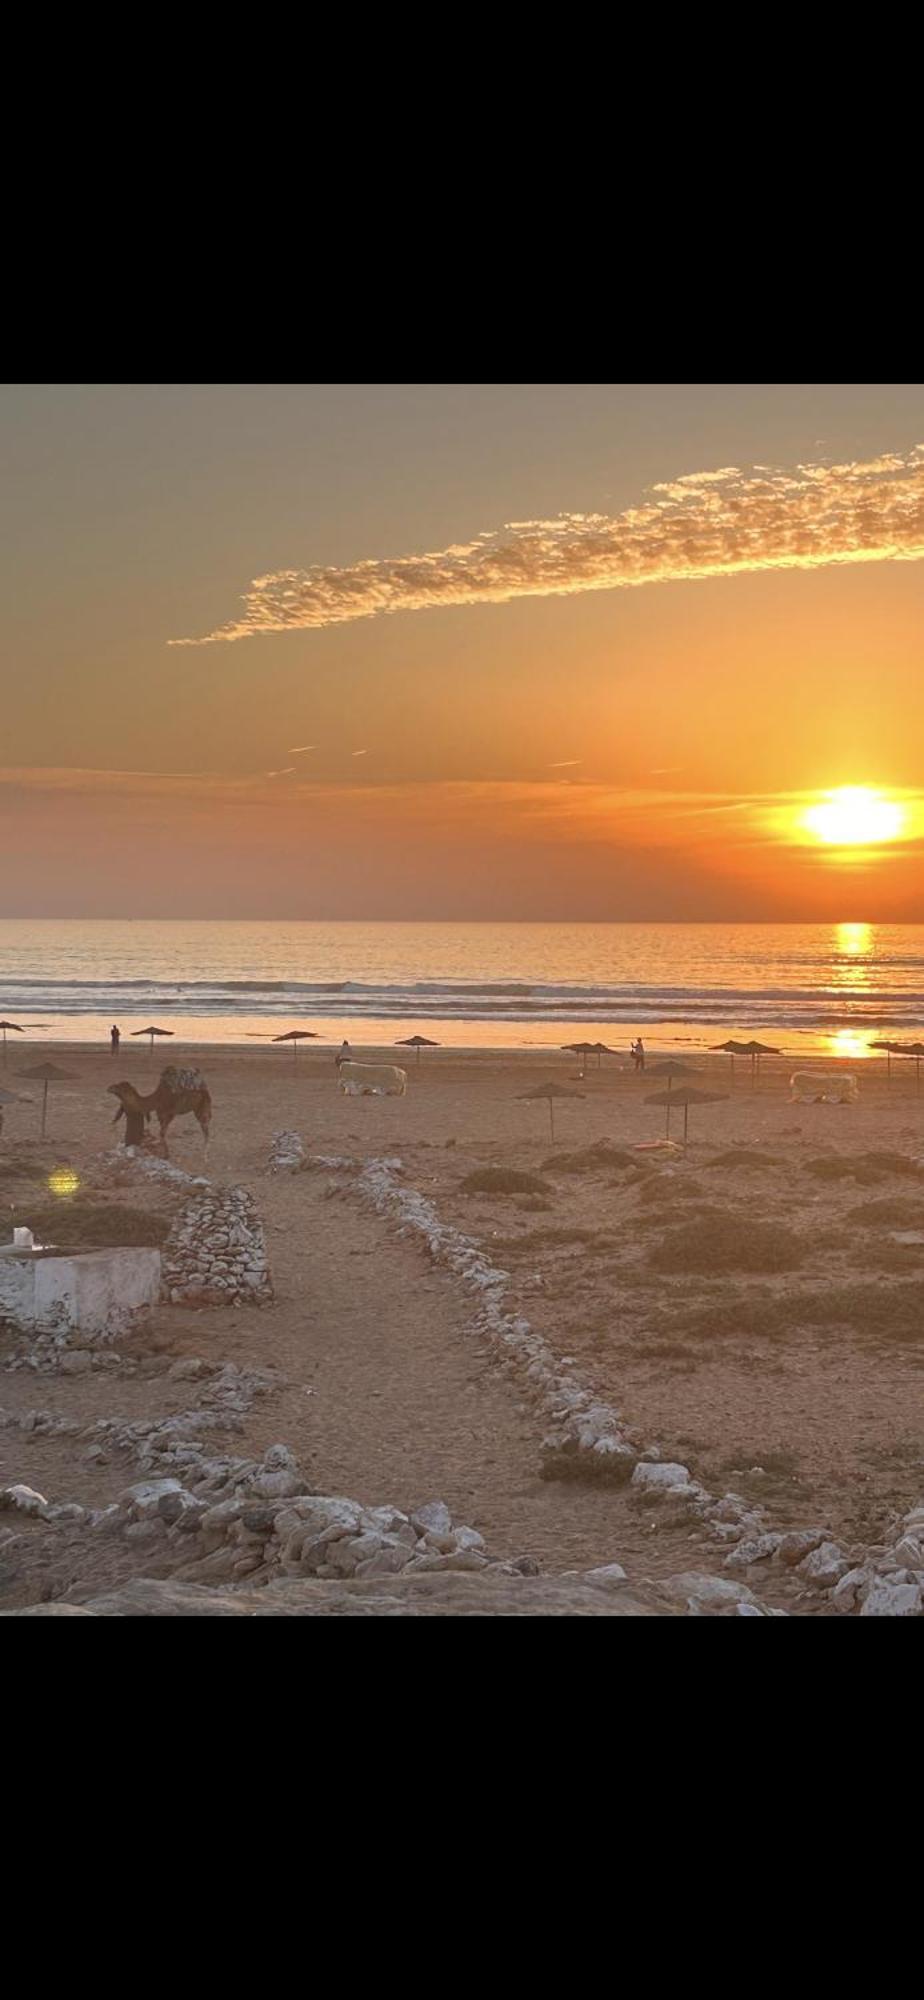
[170,448,924,646]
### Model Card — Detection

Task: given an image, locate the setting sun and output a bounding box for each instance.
[802,787,907,847]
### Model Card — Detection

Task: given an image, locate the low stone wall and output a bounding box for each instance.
[0,1247,162,1340]
[161,1186,273,1307]
[268,1131,306,1174]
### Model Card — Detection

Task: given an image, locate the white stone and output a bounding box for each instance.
[859,1577,923,1617]
[0,1483,49,1514]
[582,1564,628,1587]
[410,1500,453,1538]
[632,1462,704,1499]
[797,1542,848,1588]
[831,1567,871,1612]
[663,1571,757,1610]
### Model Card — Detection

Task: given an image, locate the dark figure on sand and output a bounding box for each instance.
[110,1025,120,1056]
[632,1038,646,1072]
[111,1098,148,1147]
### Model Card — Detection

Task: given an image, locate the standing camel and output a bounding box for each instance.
[107,1065,212,1160]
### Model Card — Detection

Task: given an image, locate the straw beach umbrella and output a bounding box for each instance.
[645,1084,727,1151]
[646,1059,701,1136]
[869,1039,899,1085]
[17,1062,76,1139]
[132,1026,175,1055]
[518,1082,585,1143]
[711,1039,752,1086]
[272,1029,319,1064]
[397,1035,441,1066]
[0,1021,23,1067]
[738,1039,780,1087]
[591,1042,616,1068]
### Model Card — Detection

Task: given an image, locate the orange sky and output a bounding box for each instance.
[2,385,923,919]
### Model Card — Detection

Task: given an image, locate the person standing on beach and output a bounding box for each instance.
[110,1025,121,1056]
[336,1039,351,1068]
[635,1037,645,1072]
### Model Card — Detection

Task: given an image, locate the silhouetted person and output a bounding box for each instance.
[112,1099,146,1147]
[336,1039,351,1069]
[110,1025,121,1056]
[635,1037,645,1072]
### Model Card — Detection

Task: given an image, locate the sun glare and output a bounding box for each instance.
[802,787,906,847]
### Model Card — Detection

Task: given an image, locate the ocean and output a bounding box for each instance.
[1,919,922,1059]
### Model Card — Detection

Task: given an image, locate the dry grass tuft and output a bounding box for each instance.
[459,1167,552,1196]
[16,1201,173,1249]
[646,1209,805,1274]
[636,1174,707,1206]
[541,1141,638,1176]
[846,1197,924,1229]
[704,1149,783,1171]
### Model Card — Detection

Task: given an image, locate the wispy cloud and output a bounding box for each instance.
[351,748,369,757]
[549,759,582,768]
[170,448,924,646]
[266,767,297,778]
[288,745,317,754]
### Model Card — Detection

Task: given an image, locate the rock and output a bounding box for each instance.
[354,1546,414,1578]
[776,1528,830,1567]
[859,1577,923,1617]
[580,1563,628,1587]
[631,1462,704,1499]
[0,1484,49,1515]
[3,1573,682,1617]
[831,1567,872,1612]
[892,1536,924,1569]
[119,1478,186,1516]
[663,1571,757,1611]
[59,1350,94,1374]
[797,1542,848,1588]
[723,1533,782,1568]
[410,1500,453,1539]
[168,1358,208,1380]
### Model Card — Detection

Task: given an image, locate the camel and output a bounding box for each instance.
[108,1065,212,1160]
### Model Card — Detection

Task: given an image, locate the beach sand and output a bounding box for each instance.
[1,1042,922,1612]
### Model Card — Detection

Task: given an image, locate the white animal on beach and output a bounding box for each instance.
[789,1071,858,1104]
[338,1060,407,1097]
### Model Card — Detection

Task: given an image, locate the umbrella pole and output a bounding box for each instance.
[684,1103,689,1150]
[1,1029,5,1067]
[41,1079,48,1138]
[549,1100,555,1143]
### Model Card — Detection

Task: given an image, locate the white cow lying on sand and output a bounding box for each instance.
[338,1060,407,1097]
[790,1071,858,1104]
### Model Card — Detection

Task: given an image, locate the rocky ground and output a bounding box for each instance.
[2,1049,923,1617]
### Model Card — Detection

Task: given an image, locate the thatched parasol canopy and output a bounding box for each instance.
[645,1059,702,1133]
[132,1026,175,1054]
[645,1083,727,1148]
[518,1081,585,1142]
[272,1029,320,1064]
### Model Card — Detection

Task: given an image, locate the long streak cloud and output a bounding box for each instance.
[170,449,924,646]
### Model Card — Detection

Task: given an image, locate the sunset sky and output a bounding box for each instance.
[3,382,923,920]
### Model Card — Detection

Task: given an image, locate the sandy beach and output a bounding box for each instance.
[2,1040,922,1614]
